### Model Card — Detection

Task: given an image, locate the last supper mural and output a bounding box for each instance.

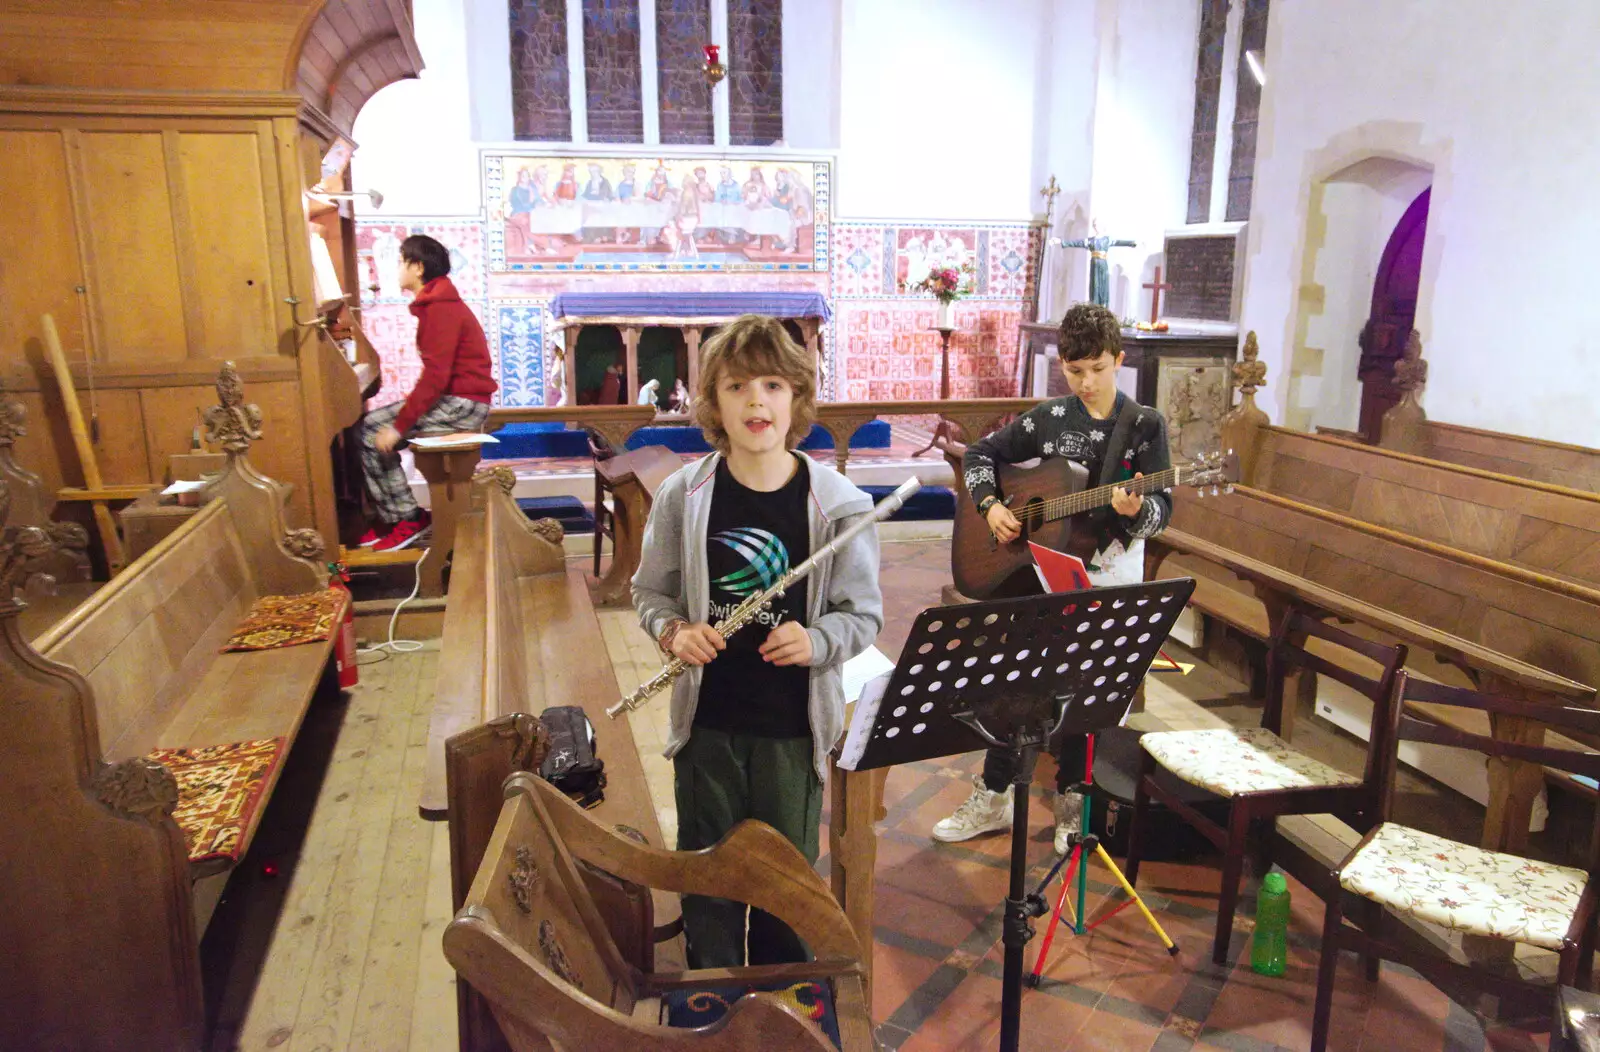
[483,153,830,273]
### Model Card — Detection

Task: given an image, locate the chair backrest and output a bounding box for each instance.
[1383,672,1600,860]
[1264,608,1409,789]
[444,774,845,1052]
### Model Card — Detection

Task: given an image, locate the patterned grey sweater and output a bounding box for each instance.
[961,391,1173,549]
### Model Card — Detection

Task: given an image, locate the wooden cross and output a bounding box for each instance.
[1143,266,1172,325]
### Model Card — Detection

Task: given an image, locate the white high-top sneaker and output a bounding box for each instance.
[931,775,1014,843]
[1053,790,1084,856]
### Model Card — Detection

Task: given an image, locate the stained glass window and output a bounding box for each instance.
[655,0,714,145]
[727,0,783,147]
[1186,0,1228,224]
[510,0,572,141]
[584,0,645,144]
[1226,0,1270,222]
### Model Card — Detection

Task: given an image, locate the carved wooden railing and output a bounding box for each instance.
[489,399,1041,474]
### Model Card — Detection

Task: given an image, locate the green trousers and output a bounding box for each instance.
[673,728,823,968]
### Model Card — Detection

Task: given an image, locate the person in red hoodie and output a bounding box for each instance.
[359,234,498,551]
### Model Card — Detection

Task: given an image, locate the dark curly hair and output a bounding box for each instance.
[1058,302,1123,362]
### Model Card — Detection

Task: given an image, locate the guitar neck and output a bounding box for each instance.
[1044,466,1180,522]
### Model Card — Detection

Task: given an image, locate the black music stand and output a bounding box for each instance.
[840,577,1195,1052]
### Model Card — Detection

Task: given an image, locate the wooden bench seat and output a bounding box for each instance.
[0,367,338,1052]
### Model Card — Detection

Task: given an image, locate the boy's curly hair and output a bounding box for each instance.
[693,314,817,453]
[1058,302,1124,362]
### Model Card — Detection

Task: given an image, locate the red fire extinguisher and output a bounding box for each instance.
[328,562,359,688]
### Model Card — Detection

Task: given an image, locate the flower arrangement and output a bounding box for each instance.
[901,260,976,304]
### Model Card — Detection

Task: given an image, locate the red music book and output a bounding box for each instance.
[1028,541,1092,593]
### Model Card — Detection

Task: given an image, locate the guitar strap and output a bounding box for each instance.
[1096,394,1141,489]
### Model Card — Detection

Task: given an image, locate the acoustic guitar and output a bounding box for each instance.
[951,450,1240,599]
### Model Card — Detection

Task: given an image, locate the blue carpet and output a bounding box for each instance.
[862,484,954,521]
[484,420,891,460]
[516,495,594,534]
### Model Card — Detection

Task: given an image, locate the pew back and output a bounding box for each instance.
[34,501,256,760]
[1253,427,1600,589]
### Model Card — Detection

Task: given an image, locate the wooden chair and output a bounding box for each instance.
[444,772,874,1051]
[586,426,617,577]
[1124,609,1408,964]
[1311,673,1600,1051]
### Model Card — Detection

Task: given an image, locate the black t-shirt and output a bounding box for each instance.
[695,454,812,738]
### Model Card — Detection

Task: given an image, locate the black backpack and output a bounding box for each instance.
[538,705,607,808]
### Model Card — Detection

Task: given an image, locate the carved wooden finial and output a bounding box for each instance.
[0,378,24,448]
[1,478,55,613]
[90,757,180,821]
[1233,331,1267,397]
[282,528,326,561]
[1392,329,1428,393]
[202,361,263,455]
[473,465,518,495]
[530,518,564,546]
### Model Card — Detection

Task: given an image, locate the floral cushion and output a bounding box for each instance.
[1339,822,1588,951]
[1139,727,1363,797]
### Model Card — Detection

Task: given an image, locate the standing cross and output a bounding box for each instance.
[1039,176,1060,221]
[1142,266,1172,326]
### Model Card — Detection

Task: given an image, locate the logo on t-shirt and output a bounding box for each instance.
[709,527,790,597]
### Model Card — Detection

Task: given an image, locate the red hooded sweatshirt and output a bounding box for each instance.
[395,276,498,434]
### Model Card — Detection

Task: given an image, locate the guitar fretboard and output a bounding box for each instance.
[1035,466,1181,524]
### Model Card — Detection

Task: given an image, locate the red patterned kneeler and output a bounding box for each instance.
[222,588,347,652]
[146,738,286,864]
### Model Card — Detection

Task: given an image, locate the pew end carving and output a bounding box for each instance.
[0,378,92,585]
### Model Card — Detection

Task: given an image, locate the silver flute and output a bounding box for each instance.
[606,476,921,719]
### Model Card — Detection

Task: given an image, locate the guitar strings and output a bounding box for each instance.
[1029,467,1182,525]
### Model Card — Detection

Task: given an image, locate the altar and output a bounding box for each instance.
[552,291,831,409]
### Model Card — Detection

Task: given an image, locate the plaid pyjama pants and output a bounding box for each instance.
[359,395,491,523]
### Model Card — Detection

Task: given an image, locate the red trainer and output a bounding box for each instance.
[356,526,383,548]
[372,510,432,552]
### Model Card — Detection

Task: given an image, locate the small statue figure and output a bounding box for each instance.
[637,378,661,407]
[1052,218,1137,308]
[668,378,690,414]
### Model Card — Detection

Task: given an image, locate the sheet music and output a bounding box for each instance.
[842,645,895,703]
[408,432,501,449]
[837,670,891,771]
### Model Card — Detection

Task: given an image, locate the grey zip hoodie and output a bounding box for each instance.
[631,452,884,781]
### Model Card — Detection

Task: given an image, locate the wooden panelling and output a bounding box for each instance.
[16,386,152,488]
[72,131,188,362]
[174,131,279,356]
[0,130,85,372]
[136,379,310,524]
[0,4,314,92]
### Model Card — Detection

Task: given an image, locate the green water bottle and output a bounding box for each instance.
[1251,871,1289,976]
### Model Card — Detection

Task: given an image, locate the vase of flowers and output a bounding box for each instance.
[902,260,975,330]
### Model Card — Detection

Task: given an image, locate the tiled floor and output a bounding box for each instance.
[610,528,1561,1052]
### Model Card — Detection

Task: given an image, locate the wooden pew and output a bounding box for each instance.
[1147,338,1600,858]
[419,466,662,844]
[1366,336,1600,492]
[1236,422,1600,591]
[1383,420,1600,494]
[0,453,337,1051]
[592,444,682,606]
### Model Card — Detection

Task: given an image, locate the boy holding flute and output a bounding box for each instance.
[632,314,884,968]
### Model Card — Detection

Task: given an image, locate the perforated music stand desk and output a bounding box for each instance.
[840,577,1195,1052]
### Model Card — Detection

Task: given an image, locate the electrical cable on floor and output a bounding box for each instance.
[357,545,428,661]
